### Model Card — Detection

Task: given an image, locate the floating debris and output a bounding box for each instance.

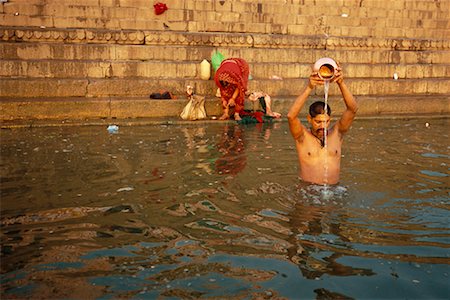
[117,186,134,192]
[107,125,119,134]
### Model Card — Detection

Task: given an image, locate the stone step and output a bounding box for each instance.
[1,95,449,122]
[5,0,449,10]
[2,14,449,40]
[1,59,449,80]
[2,1,449,39]
[1,77,449,98]
[2,41,449,65]
[3,1,449,22]
[2,27,448,53]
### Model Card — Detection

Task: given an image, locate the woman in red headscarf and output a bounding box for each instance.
[214,58,249,121]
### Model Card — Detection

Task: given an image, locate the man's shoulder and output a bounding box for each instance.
[296,130,315,144]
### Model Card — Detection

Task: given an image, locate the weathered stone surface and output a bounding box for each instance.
[0,98,110,120]
[0,79,89,97]
[110,98,221,118]
[1,95,448,122]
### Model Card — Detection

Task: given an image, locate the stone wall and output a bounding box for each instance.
[1,0,449,120]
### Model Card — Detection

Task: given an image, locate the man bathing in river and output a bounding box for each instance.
[287,66,358,185]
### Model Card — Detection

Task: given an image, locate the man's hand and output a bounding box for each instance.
[331,64,344,85]
[309,72,324,89]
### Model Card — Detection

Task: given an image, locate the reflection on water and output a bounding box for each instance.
[1,119,449,299]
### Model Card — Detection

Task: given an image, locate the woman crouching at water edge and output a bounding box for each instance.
[287,67,358,185]
[214,58,250,121]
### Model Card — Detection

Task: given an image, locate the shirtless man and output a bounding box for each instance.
[287,67,358,185]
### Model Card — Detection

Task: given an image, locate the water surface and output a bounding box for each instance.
[1,119,449,299]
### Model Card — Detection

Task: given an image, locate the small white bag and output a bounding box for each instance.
[180,95,207,120]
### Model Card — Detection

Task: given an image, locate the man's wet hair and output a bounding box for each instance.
[309,101,331,117]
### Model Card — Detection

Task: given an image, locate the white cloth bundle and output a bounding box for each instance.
[180,95,207,120]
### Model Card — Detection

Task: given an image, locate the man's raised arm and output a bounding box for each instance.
[287,73,321,140]
[333,69,358,134]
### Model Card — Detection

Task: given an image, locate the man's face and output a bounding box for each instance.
[308,114,331,139]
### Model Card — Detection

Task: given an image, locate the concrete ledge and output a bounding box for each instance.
[0,97,223,121]
[1,95,449,125]
[2,78,450,98]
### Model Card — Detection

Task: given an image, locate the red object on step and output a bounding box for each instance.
[154,2,168,15]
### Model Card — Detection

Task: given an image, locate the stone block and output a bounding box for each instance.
[133,8,157,21]
[192,10,216,22]
[87,79,189,97]
[295,15,316,26]
[368,7,389,18]
[436,19,449,29]
[287,25,316,35]
[147,9,185,22]
[0,14,53,28]
[344,64,367,78]
[119,0,149,8]
[163,21,189,31]
[184,0,215,11]
[427,79,450,94]
[214,1,232,12]
[110,99,185,118]
[3,3,41,15]
[330,16,361,27]
[251,63,303,79]
[0,79,88,97]
[215,11,241,23]
[232,2,258,14]
[20,60,109,78]
[0,98,111,120]
[298,5,318,16]
[405,65,424,78]
[265,3,299,15]
[345,80,370,96]
[52,16,119,30]
[99,0,118,6]
[109,7,138,19]
[109,98,222,118]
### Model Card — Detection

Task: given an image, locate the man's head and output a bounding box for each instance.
[307,101,332,139]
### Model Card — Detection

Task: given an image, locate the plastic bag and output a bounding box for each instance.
[180,95,207,120]
[211,51,225,71]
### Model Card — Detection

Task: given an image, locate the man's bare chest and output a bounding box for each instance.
[298,132,342,158]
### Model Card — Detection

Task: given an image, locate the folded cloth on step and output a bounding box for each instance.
[238,110,274,124]
[150,91,175,99]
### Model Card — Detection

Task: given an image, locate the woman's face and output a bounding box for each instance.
[219,80,229,87]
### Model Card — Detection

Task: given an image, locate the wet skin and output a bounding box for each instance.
[287,67,358,185]
[295,114,342,185]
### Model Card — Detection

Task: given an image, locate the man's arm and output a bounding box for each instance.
[287,73,321,140]
[333,69,358,134]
